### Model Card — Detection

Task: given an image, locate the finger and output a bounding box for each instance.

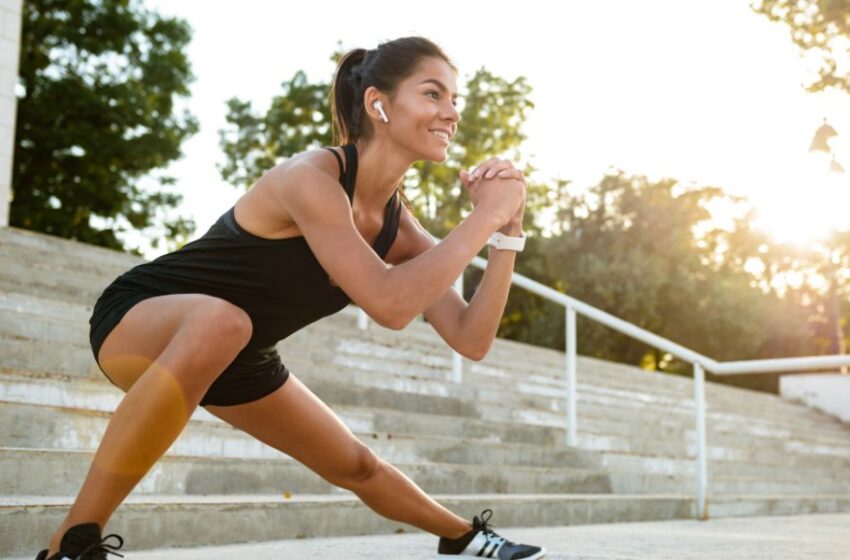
[461,170,483,192]
[497,168,525,181]
[471,157,500,178]
[485,164,519,179]
[459,171,473,189]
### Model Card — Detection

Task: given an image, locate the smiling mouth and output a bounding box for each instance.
[430,130,450,144]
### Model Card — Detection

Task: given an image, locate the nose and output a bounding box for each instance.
[443,103,460,125]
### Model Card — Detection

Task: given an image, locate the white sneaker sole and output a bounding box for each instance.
[436,548,546,560]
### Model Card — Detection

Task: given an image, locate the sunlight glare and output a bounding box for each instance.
[751,155,850,247]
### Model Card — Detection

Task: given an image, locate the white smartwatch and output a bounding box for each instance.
[487,231,526,252]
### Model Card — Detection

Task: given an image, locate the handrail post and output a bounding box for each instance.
[451,272,464,383]
[694,362,708,520]
[566,306,577,447]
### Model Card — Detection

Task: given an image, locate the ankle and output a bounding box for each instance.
[48,520,102,556]
[47,531,64,557]
[443,521,474,540]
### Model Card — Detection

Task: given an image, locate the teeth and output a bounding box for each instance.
[430,130,449,140]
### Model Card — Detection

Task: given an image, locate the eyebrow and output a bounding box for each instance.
[419,78,459,99]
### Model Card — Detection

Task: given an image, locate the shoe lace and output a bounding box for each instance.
[73,533,125,559]
[476,509,514,548]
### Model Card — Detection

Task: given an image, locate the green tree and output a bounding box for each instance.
[217,69,333,190]
[751,0,850,94]
[502,170,816,391]
[12,0,199,252]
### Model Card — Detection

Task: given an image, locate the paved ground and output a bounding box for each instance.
[23,512,845,560]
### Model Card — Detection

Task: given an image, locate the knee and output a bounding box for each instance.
[334,444,383,488]
[190,299,253,350]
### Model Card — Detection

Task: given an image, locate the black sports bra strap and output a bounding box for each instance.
[340,144,357,200]
[323,147,345,183]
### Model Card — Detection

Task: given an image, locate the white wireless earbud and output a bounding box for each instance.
[373,101,389,123]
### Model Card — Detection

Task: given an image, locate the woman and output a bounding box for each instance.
[38,36,545,560]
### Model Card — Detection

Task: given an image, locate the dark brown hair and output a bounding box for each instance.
[330,37,458,212]
[331,36,457,145]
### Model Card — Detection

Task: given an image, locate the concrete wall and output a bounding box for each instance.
[0,0,22,227]
[780,373,850,423]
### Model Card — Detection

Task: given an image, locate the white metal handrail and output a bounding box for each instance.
[356,244,850,521]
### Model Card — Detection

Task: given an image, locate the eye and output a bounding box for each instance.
[426,90,458,108]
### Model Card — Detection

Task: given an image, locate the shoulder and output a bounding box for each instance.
[270,146,348,202]
[274,146,345,183]
[264,147,352,225]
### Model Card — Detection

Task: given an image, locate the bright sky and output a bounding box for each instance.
[129,0,850,260]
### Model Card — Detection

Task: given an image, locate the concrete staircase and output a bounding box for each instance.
[1,225,849,557]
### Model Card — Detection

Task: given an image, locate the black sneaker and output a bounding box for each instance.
[35,522,124,560]
[436,509,546,559]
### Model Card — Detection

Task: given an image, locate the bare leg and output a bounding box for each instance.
[346,459,473,539]
[46,302,251,556]
[204,374,474,541]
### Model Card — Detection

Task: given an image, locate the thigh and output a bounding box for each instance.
[96,293,252,393]
[204,373,380,487]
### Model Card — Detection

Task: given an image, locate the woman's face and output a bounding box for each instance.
[383,57,460,162]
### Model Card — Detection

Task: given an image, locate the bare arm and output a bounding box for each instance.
[395,206,522,359]
[273,162,503,329]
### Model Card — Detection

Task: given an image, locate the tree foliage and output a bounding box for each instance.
[12,0,199,252]
[751,0,850,94]
[503,170,849,392]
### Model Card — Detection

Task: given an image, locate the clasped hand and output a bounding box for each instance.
[459,157,527,229]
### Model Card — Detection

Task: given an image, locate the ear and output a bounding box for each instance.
[363,86,387,123]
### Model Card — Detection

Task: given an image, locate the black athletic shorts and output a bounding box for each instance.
[88,284,290,407]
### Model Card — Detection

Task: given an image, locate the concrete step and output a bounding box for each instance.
[1,286,842,434]
[606,470,850,494]
[4,368,847,475]
[476,396,850,450]
[4,360,850,465]
[3,337,849,459]
[0,492,697,557]
[323,318,847,426]
[0,259,108,302]
[4,313,848,445]
[0,289,92,323]
[0,306,86,347]
[597,449,848,479]
[7,444,845,499]
[0,446,612,497]
[0,226,144,270]
[0,283,813,412]
[1,230,843,430]
[4,394,847,494]
[7,511,849,560]
[0,400,596,470]
[0,369,560,447]
[0,241,130,283]
[289,325,847,429]
[5,493,850,559]
[0,334,102,378]
[477,394,850,446]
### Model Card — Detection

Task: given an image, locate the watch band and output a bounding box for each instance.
[487,231,526,252]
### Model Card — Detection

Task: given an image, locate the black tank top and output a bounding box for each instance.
[109,144,401,350]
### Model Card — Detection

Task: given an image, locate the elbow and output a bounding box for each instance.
[379,290,418,330]
[376,303,415,331]
[462,342,491,362]
[382,316,408,331]
[374,270,416,330]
